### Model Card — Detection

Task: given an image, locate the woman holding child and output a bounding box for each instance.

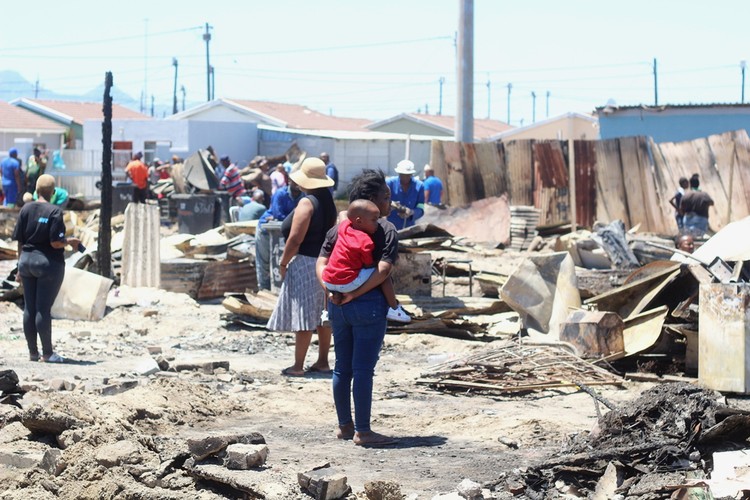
[267,157,337,377]
[316,169,402,446]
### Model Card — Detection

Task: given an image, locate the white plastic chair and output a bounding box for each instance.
[229,206,241,222]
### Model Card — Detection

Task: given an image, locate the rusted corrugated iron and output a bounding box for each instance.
[533,141,568,188]
[429,131,750,235]
[505,141,534,206]
[575,140,597,228]
[161,258,208,298]
[198,258,256,300]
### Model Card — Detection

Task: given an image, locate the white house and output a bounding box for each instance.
[487,112,598,142]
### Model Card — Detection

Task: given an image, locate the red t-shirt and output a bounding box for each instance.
[322,219,375,285]
[125,160,149,189]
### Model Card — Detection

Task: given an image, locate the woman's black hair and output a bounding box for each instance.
[348,169,387,203]
[308,187,337,230]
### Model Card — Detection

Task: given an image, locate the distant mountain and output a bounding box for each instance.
[81,82,140,110]
[0,69,144,113]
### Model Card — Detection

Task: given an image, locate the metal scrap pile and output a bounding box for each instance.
[517,383,750,498]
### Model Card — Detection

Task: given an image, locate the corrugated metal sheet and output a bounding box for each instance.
[533,142,568,188]
[161,259,208,298]
[430,131,750,236]
[198,258,257,300]
[505,141,534,206]
[575,140,597,228]
[594,139,630,227]
[122,203,160,288]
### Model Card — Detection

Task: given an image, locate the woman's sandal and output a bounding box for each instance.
[353,431,397,447]
[280,367,305,377]
[41,353,65,363]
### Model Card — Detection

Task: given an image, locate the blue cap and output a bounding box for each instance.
[8,148,18,156]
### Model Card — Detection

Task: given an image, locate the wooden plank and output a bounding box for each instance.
[398,295,510,318]
[443,141,468,207]
[462,143,485,203]
[710,132,750,225]
[731,130,750,219]
[634,136,670,234]
[649,138,681,235]
[618,136,650,230]
[474,142,505,198]
[504,140,534,206]
[594,139,630,226]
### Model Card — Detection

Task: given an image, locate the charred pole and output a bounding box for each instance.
[98,72,113,279]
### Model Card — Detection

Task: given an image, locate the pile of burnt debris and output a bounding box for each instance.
[508,383,750,498]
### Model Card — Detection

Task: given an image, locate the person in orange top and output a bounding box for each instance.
[125,152,149,203]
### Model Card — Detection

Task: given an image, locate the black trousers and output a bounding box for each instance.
[19,251,65,358]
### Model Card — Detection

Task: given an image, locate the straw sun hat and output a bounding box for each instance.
[289,157,334,190]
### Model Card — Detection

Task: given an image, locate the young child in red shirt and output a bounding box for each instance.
[322,199,409,322]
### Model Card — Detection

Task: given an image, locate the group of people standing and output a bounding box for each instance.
[1,147,50,207]
[13,147,443,447]
[669,173,714,238]
[260,154,444,446]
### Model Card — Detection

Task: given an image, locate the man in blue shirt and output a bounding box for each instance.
[321,152,338,195]
[422,164,444,207]
[255,181,302,290]
[1,148,22,207]
[386,159,425,229]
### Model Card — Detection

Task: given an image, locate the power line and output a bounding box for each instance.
[0,26,203,53]
[217,36,452,57]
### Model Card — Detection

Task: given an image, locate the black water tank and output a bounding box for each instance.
[173,194,220,234]
[112,183,134,215]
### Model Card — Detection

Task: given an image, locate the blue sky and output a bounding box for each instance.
[2,0,749,124]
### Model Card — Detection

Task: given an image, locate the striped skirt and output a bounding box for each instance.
[267,254,326,332]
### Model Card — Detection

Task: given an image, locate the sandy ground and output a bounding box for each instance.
[0,284,651,499]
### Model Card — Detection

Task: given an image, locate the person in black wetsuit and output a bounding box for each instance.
[12,174,80,363]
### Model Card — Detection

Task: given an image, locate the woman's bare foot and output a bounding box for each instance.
[336,422,355,440]
[353,431,396,447]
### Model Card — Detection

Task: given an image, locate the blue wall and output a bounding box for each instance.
[598,108,750,143]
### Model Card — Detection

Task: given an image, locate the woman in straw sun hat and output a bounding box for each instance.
[12,174,81,363]
[268,157,337,376]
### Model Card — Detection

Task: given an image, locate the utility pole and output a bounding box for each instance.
[546,91,550,118]
[150,95,154,117]
[426,103,429,114]
[531,91,537,123]
[210,66,215,100]
[203,22,212,102]
[34,78,39,98]
[653,58,658,106]
[486,76,491,119]
[180,85,186,111]
[742,60,747,104]
[455,0,474,143]
[438,77,445,115]
[506,83,512,124]
[172,58,179,114]
[144,18,149,114]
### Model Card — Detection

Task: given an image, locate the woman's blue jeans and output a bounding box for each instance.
[329,289,388,433]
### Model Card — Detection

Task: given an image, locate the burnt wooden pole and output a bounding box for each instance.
[98,72,113,279]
